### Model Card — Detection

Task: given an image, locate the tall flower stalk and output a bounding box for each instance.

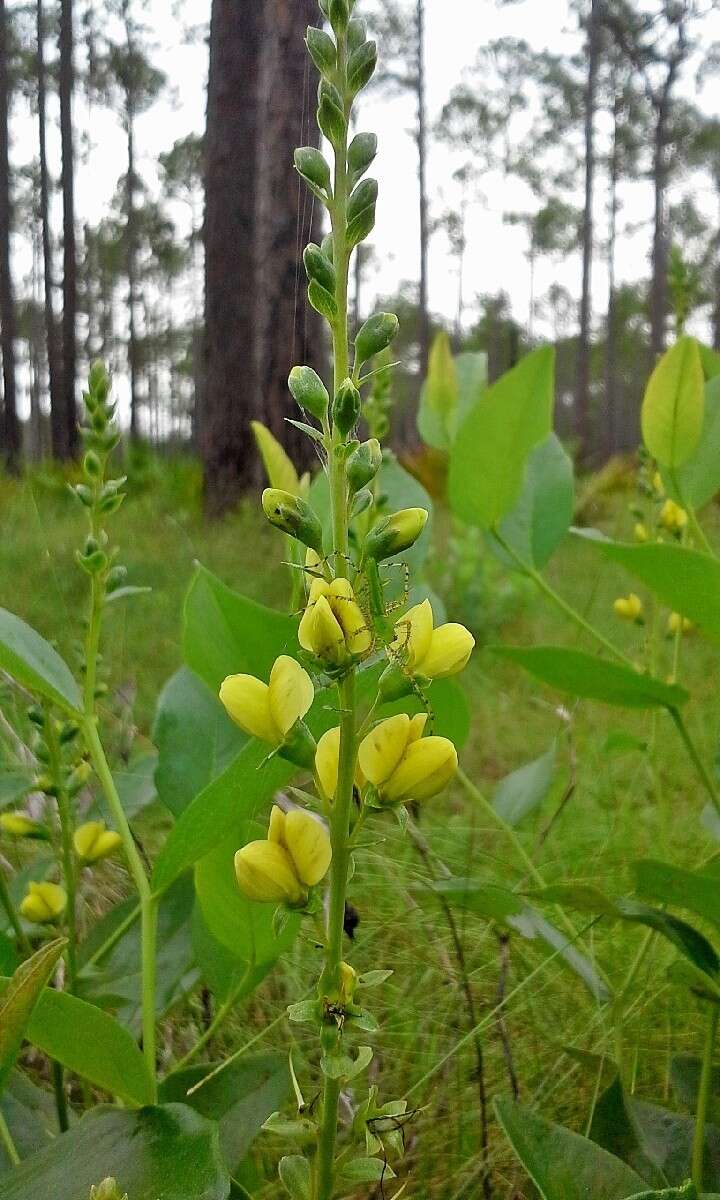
[219,5,475,1195]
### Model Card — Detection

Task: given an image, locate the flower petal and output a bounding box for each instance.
[269,655,315,736]
[391,599,433,669]
[383,736,458,803]
[234,840,304,904]
[315,726,341,800]
[358,713,411,786]
[298,578,331,651]
[284,809,332,887]
[420,623,475,679]
[219,674,279,744]
[329,578,372,656]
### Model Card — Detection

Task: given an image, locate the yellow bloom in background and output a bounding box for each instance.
[358,713,457,804]
[667,612,693,635]
[234,805,332,905]
[390,598,474,679]
[0,811,45,839]
[613,593,643,621]
[20,880,67,924]
[298,577,371,666]
[74,820,123,863]
[660,498,688,533]
[220,655,314,746]
[634,522,648,543]
[652,470,665,496]
[315,726,365,800]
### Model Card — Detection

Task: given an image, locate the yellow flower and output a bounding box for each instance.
[74,821,123,864]
[634,522,648,543]
[0,811,45,839]
[315,726,365,800]
[667,612,693,635]
[234,806,332,905]
[339,960,358,1003]
[298,577,371,666]
[613,593,643,621]
[660,498,688,533]
[390,598,474,679]
[652,470,664,496]
[20,881,67,924]
[220,655,314,746]
[358,713,457,804]
[365,507,428,562]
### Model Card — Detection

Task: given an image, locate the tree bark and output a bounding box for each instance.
[650,107,670,360]
[0,0,19,470]
[125,90,140,438]
[254,0,324,476]
[575,0,599,462]
[203,0,263,514]
[37,0,63,456]
[605,90,620,460]
[59,0,78,457]
[416,0,430,378]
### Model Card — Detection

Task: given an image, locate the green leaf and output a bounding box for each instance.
[493,645,688,709]
[0,609,81,714]
[448,346,555,529]
[634,860,720,934]
[641,336,704,468]
[340,1156,396,1182]
[426,879,609,1001]
[0,1072,61,1174]
[0,983,155,1106]
[664,376,720,508]
[671,1055,720,1115]
[153,668,240,817]
[699,343,720,381]
[535,886,720,979]
[417,331,458,450]
[159,1054,289,1174]
[183,565,296,694]
[279,1155,311,1200]
[495,1097,646,1199]
[627,1188,699,1200]
[0,771,31,811]
[0,939,65,1095]
[582,538,720,646]
[0,1103,231,1200]
[111,753,159,820]
[494,433,574,570]
[417,349,487,450]
[493,743,556,827]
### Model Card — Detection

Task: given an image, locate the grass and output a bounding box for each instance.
[2,463,719,1196]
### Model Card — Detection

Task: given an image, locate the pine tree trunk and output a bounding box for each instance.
[650,106,670,360]
[0,0,19,470]
[605,97,619,461]
[37,0,63,456]
[203,0,263,514]
[126,95,140,439]
[575,0,599,463]
[416,0,430,379]
[59,0,78,457]
[254,0,324,475]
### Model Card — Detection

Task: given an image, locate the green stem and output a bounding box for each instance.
[316,32,354,1198]
[0,1110,19,1166]
[692,1003,719,1189]
[51,1058,69,1133]
[82,715,157,1096]
[173,967,251,1073]
[45,718,77,991]
[0,868,30,955]
[669,707,720,818]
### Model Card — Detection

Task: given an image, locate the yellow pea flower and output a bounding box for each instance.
[20,881,67,924]
[220,655,314,747]
[358,713,457,804]
[0,811,46,839]
[652,470,664,496]
[613,593,643,621]
[339,960,358,1003]
[298,577,371,666]
[74,820,123,864]
[660,498,688,533]
[268,805,332,887]
[667,612,693,635]
[390,598,474,679]
[234,805,332,905]
[315,726,366,800]
[634,522,648,543]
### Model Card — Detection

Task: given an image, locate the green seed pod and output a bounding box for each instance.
[262,489,324,555]
[347,438,382,493]
[364,507,428,562]
[288,366,330,420]
[294,146,331,194]
[347,17,367,53]
[303,243,336,294]
[332,379,361,438]
[347,132,377,182]
[305,26,336,75]
[347,40,377,94]
[355,312,399,367]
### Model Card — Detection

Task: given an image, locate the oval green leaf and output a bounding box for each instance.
[0,938,66,1096]
[493,645,688,709]
[0,609,81,714]
[641,335,704,468]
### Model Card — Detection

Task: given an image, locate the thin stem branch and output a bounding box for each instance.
[173,966,252,1073]
[0,867,30,954]
[692,1003,718,1190]
[669,707,720,818]
[0,1110,19,1166]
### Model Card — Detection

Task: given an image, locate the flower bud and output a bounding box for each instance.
[347,132,378,182]
[340,960,358,1003]
[347,17,367,54]
[347,39,377,94]
[364,508,428,562]
[268,805,332,887]
[667,612,693,635]
[294,146,331,194]
[304,243,336,295]
[634,522,648,543]
[0,811,47,840]
[389,598,474,680]
[355,312,399,368]
[315,726,365,800]
[328,0,349,34]
[347,439,381,494]
[305,26,336,76]
[220,656,314,753]
[332,379,361,438]
[262,489,324,555]
[66,760,92,796]
[613,593,643,622]
[90,1180,128,1200]
[20,881,67,924]
[288,366,330,421]
[235,840,306,905]
[660,498,688,533]
[299,578,372,666]
[74,820,123,864]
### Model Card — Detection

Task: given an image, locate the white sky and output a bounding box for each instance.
[11,0,720,417]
